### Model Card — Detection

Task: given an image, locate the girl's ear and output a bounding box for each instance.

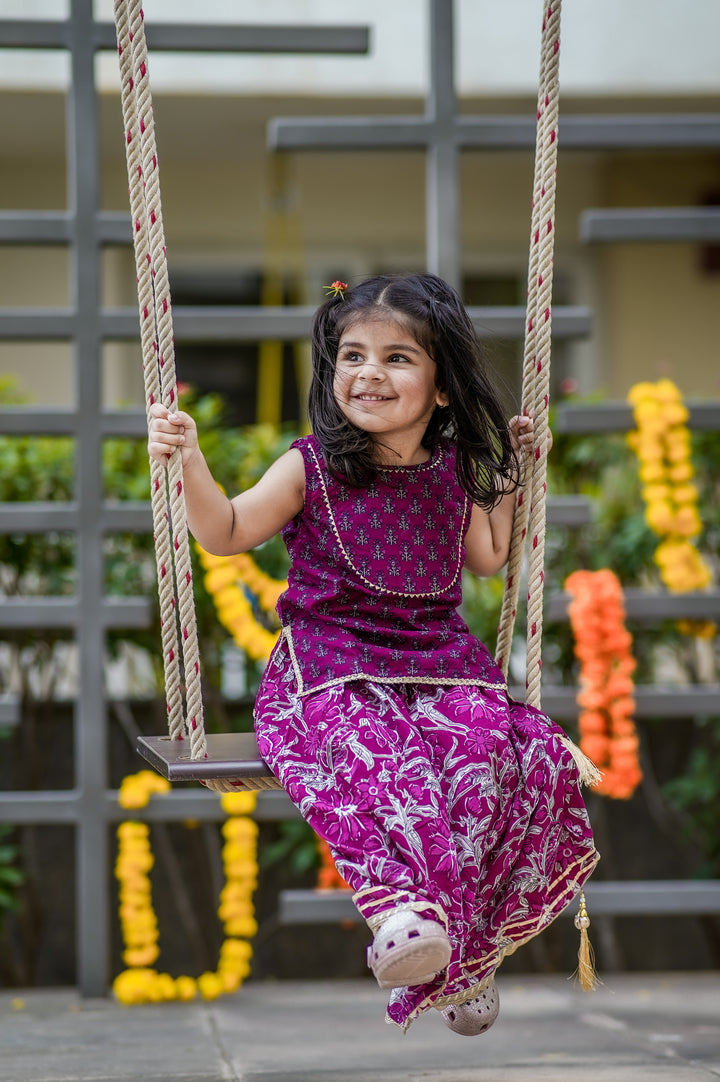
[435,389,449,408]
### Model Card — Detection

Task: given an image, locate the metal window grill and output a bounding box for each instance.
[0,0,718,996]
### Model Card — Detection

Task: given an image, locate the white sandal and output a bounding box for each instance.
[367,910,451,990]
[440,980,500,1036]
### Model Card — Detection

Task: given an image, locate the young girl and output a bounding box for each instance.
[148,273,599,1036]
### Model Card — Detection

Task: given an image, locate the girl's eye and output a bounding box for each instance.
[339,352,362,365]
[388,354,410,364]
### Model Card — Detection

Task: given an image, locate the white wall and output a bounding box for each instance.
[1,0,719,98]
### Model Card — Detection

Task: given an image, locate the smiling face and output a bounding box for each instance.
[333,315,447,463]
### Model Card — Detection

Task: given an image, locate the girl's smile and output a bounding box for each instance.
[334,316,447,463]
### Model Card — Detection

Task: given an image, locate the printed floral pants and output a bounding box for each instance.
[255,639,599,1029]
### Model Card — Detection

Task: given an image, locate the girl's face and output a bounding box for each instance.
[333,315,447,457]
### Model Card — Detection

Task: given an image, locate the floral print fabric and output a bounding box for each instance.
[255,638,599,1030]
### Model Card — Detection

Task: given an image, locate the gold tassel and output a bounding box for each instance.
[559,735,603,788]
[574,891,598,990]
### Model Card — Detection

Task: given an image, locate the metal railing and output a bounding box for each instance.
[0,1,718,994]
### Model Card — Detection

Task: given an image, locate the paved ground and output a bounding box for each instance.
[0,973,718,1082]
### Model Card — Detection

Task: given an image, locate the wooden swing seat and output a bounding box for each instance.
[137,732,275,782]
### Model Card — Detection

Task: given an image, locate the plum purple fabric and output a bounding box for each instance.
[276,436,507,696]
[254,435,598,1029]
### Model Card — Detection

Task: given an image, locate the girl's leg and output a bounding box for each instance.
[256,669,460,930]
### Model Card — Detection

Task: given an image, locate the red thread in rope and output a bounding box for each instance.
[177,480,182,496]
[140,62,146,79]
[174,537,179,551]
[531,622,537,636]
[186,571,191,585]
[140,117,145,135]
[507,574,514,588]
[183,627,188,641]
[544,308,550,322]
[160,564,166,578]
[126,131,132,145]
[168,649,174,662]
[533,535,538,550]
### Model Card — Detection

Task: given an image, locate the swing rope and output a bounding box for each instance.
[495,0,561,709]
[115,0,282,792]
[114,0,559,778]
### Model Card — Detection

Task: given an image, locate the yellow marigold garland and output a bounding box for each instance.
[113,772,258,1004]
[626,379,714,638]
[197,546,287,662]
[565,569,642,800]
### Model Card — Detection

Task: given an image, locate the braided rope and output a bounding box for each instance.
[114,0,207,761]
[495,0,561,709]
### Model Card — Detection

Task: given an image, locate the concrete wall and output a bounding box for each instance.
[0,0,718,411]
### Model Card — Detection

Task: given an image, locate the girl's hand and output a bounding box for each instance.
[147,403,199,467]
[508,413,553,455]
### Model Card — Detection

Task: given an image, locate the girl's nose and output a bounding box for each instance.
[358,359,383,380]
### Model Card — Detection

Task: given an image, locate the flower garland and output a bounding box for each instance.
[316,835,350,891]
[565,569,642,800]
[626,379,714,638]
[113,772,258,1004]
[197,546,287,662]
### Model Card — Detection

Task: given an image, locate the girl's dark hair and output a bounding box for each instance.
[308,273,520,509]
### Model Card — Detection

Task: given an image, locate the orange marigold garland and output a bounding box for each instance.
[565,570,642,800]
[626,379,714,639]
[316,835,350,891]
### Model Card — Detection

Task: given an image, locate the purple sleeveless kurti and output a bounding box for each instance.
[254,434,598,1030]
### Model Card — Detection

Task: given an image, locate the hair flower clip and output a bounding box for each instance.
[324,280,348,299]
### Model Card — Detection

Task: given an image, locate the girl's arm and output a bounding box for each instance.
[463,414,540,577]
[148,403,305,555]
